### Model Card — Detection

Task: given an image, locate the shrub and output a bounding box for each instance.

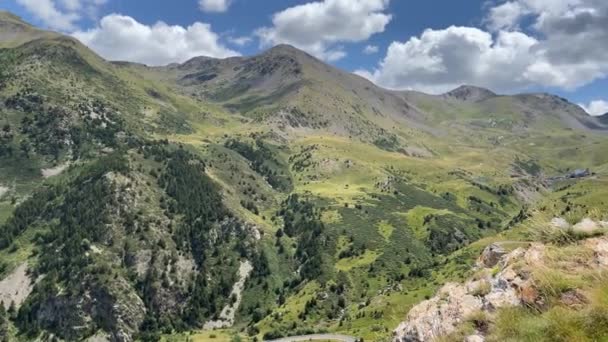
[469,280,492,297]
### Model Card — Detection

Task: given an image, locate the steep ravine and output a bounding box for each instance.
[203,260,254,330]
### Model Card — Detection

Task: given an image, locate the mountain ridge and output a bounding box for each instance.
[159,43,608,136]
[0,10,61,48]
[90,37,593,130]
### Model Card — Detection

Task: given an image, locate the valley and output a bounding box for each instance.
[0,10,607,342]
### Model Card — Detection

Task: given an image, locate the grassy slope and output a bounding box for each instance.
[437,178,608,341]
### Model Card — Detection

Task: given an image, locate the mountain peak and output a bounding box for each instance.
[0,11,28,24]
[0,10,57,47]
[444,85,497,102]
[262,44,319,61]
[268,44,303,53]
[0,11,33,31]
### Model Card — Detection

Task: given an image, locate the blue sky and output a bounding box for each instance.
[3,0,608,115]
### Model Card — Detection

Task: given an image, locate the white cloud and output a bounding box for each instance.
[16,0,107,31]
[363,44,379,54]
[364,26,539,93]
[228,36,253,46]
[485,1,527,31]
[72,14,239,66]
[256,0,392,61]
[485,0,580,32]
[60,0,82,11]
[16,0,79,30]
[579,100,608,116]
[362,0,608,93]
[199,0,232,13]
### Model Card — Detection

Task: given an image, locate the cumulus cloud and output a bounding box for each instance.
[363,44,379,54]
[579,100,608,116]
[16,0,107,31]
[16,0,79,30]
[363,26,539,93]
[198,0,232,13]
[362,0,608,94]
[256,0,392,61]
[72,14,239,66]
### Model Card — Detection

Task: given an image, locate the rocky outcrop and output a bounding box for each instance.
[393,244,526,342]
[393,283,483,341]
[34,277,146,342]
[394,232,608,342]
[478,243,507,268]
[551,217,608,234]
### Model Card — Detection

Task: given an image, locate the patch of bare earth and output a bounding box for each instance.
[41,163,69,178]
[0,262,33,309]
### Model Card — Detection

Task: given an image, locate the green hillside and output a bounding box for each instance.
[0,11,607,342]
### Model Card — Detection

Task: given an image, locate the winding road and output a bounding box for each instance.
[264,333,358,342]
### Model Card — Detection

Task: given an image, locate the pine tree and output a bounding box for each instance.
[7,301,15,320]
[0,301,8,342]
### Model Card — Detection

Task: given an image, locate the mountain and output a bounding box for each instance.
[155,47,608,137]
[444,85,497,102]
[0,11,60,48]
[0,13,608,342]
[134,43,433,144]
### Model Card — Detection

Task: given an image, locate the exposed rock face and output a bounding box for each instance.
[0,262,34,309]
[203,260,253,330]
[464,335,484,342]
[560,289,588,309]
[394,244,541,342]
[574,218,600,234]
[444,85,497,102]
[584,237,608,266]
[394,232,608,342]
[394,283,483,341]
[551,216,607,235]
[551,217,569,229]
[478,243,507,268]
[34,277,146,342]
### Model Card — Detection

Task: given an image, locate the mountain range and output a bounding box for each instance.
[0,11,607,342]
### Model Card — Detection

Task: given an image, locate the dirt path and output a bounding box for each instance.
[0,262,33,309]
[203,260,253,330]
[264,334,357,342]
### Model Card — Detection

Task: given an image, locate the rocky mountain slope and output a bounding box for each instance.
[0,11,608,342]
[394,217,608,342]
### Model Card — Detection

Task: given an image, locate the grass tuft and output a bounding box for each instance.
[469,280,492,297]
